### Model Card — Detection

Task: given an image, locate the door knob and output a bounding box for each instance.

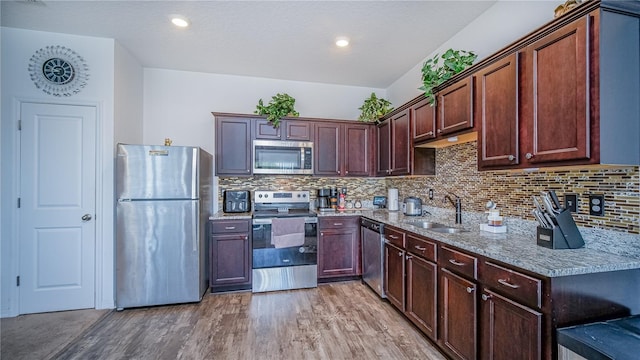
[82,214,92,221]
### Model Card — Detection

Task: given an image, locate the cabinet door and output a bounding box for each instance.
[285,120,312,141]
[406,254,438,341]
[318,226,359,278]
[440,268,477,360]
[438,76,474,136]
[476,53,520,169]
[314,123,342,176]
[210,233,251,287]
[480,289,542,360]
[390,110,411,175]
[412,98,437,143]
[384,243,405,311]
[376,121,391,176]
[522,14,591,164]
[215,117,252,175]
[254,119,282,140]
[344,123,371,176]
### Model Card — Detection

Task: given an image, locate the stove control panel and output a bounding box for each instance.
[254,190,309,204]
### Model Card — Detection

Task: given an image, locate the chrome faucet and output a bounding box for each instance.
[443,192,462,224]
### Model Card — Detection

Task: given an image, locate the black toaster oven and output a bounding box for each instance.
[223,190,251,213]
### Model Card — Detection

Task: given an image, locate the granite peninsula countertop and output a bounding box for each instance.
[210,209,640,279]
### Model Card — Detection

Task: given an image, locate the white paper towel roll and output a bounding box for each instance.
[388,188,399,211]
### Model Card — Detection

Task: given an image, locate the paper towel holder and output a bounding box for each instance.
[388,188,399,211]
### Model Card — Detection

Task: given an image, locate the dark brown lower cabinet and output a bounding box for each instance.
[209,219,251,292]
[439,268,478,360]
[318,216,361,279]
[406,254,438,341]
[480,289,542,360]
[384,243,405,311]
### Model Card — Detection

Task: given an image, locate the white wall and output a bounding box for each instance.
[142,69,386,154]
[114,42,144,144]
[387,0,558,106]
[1,27,118,316]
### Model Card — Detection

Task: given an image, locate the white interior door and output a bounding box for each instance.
[19,102,97,314]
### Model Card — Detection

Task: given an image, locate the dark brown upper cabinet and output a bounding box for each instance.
[254,119,312,141]
[377,110,411,176]
[412,98,437,143]
[476,53,520,169]
[314,122,341,176]
[214,115,252,176]
[520,14,591,165]
[437,76,474,137]
[314,122,372,177]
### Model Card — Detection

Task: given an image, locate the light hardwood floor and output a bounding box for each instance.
[43,281,446,359]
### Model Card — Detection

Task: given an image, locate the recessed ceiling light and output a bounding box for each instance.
[335,37,349,47]
[171,15,190,28]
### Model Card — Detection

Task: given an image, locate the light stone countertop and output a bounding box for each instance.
[354,210,640,278]
[210,209,640,278]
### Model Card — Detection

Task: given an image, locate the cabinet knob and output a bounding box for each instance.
[508,154,515,161]
[398,252,403,257]
[466,287,475,294]
[345,171,348,174]
[406,255,413,260]
[414,245,426,251]
[426,131,434,136]
[482,293,491,301]
[525,153,533,159]
[437,129,442,134]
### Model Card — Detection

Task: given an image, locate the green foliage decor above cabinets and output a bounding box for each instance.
[358,92,394,123]
[419,49,477,106]
[254,93,300,128]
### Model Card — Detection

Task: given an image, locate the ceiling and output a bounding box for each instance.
[1,0,498,88]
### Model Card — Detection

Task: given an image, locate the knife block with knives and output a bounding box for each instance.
[534,191,585,249]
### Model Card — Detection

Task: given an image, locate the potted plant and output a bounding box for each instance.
[358,92,394,123]
[419,49,477,106]
[254,93,300,128]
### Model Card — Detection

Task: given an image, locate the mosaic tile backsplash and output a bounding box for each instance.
[388,141,639,235]
[218,141,639,235]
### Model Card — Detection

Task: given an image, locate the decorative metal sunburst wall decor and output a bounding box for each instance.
[28,45,90,97]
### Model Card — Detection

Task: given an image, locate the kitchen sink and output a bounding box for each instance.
[428,227,469,234]
[405,221,447,229]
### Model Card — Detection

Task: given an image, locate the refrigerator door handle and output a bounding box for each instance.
[191,148,198,199]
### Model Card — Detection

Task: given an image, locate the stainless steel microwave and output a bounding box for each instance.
[253,139,313,175]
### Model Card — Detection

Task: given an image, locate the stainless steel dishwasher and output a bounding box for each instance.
[361,217,385,298]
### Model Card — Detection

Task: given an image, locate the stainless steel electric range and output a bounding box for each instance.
[251,190,318,293]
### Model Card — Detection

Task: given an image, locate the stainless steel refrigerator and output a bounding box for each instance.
[115,144,212,309]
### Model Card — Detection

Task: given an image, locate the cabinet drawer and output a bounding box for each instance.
[210,219,250,234]
[406,233,436,262]
[319,216,359,229]
[384,227,405,248]
[481,261,542,309]
[439,245,477,280]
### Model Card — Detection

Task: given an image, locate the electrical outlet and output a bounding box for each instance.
[589,194,605,216]
[564,193,578,213]
[428,189,434,200]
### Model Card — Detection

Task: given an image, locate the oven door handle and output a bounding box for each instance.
[252,217,318,225]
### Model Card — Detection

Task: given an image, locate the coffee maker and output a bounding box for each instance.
[317,188,332,211]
